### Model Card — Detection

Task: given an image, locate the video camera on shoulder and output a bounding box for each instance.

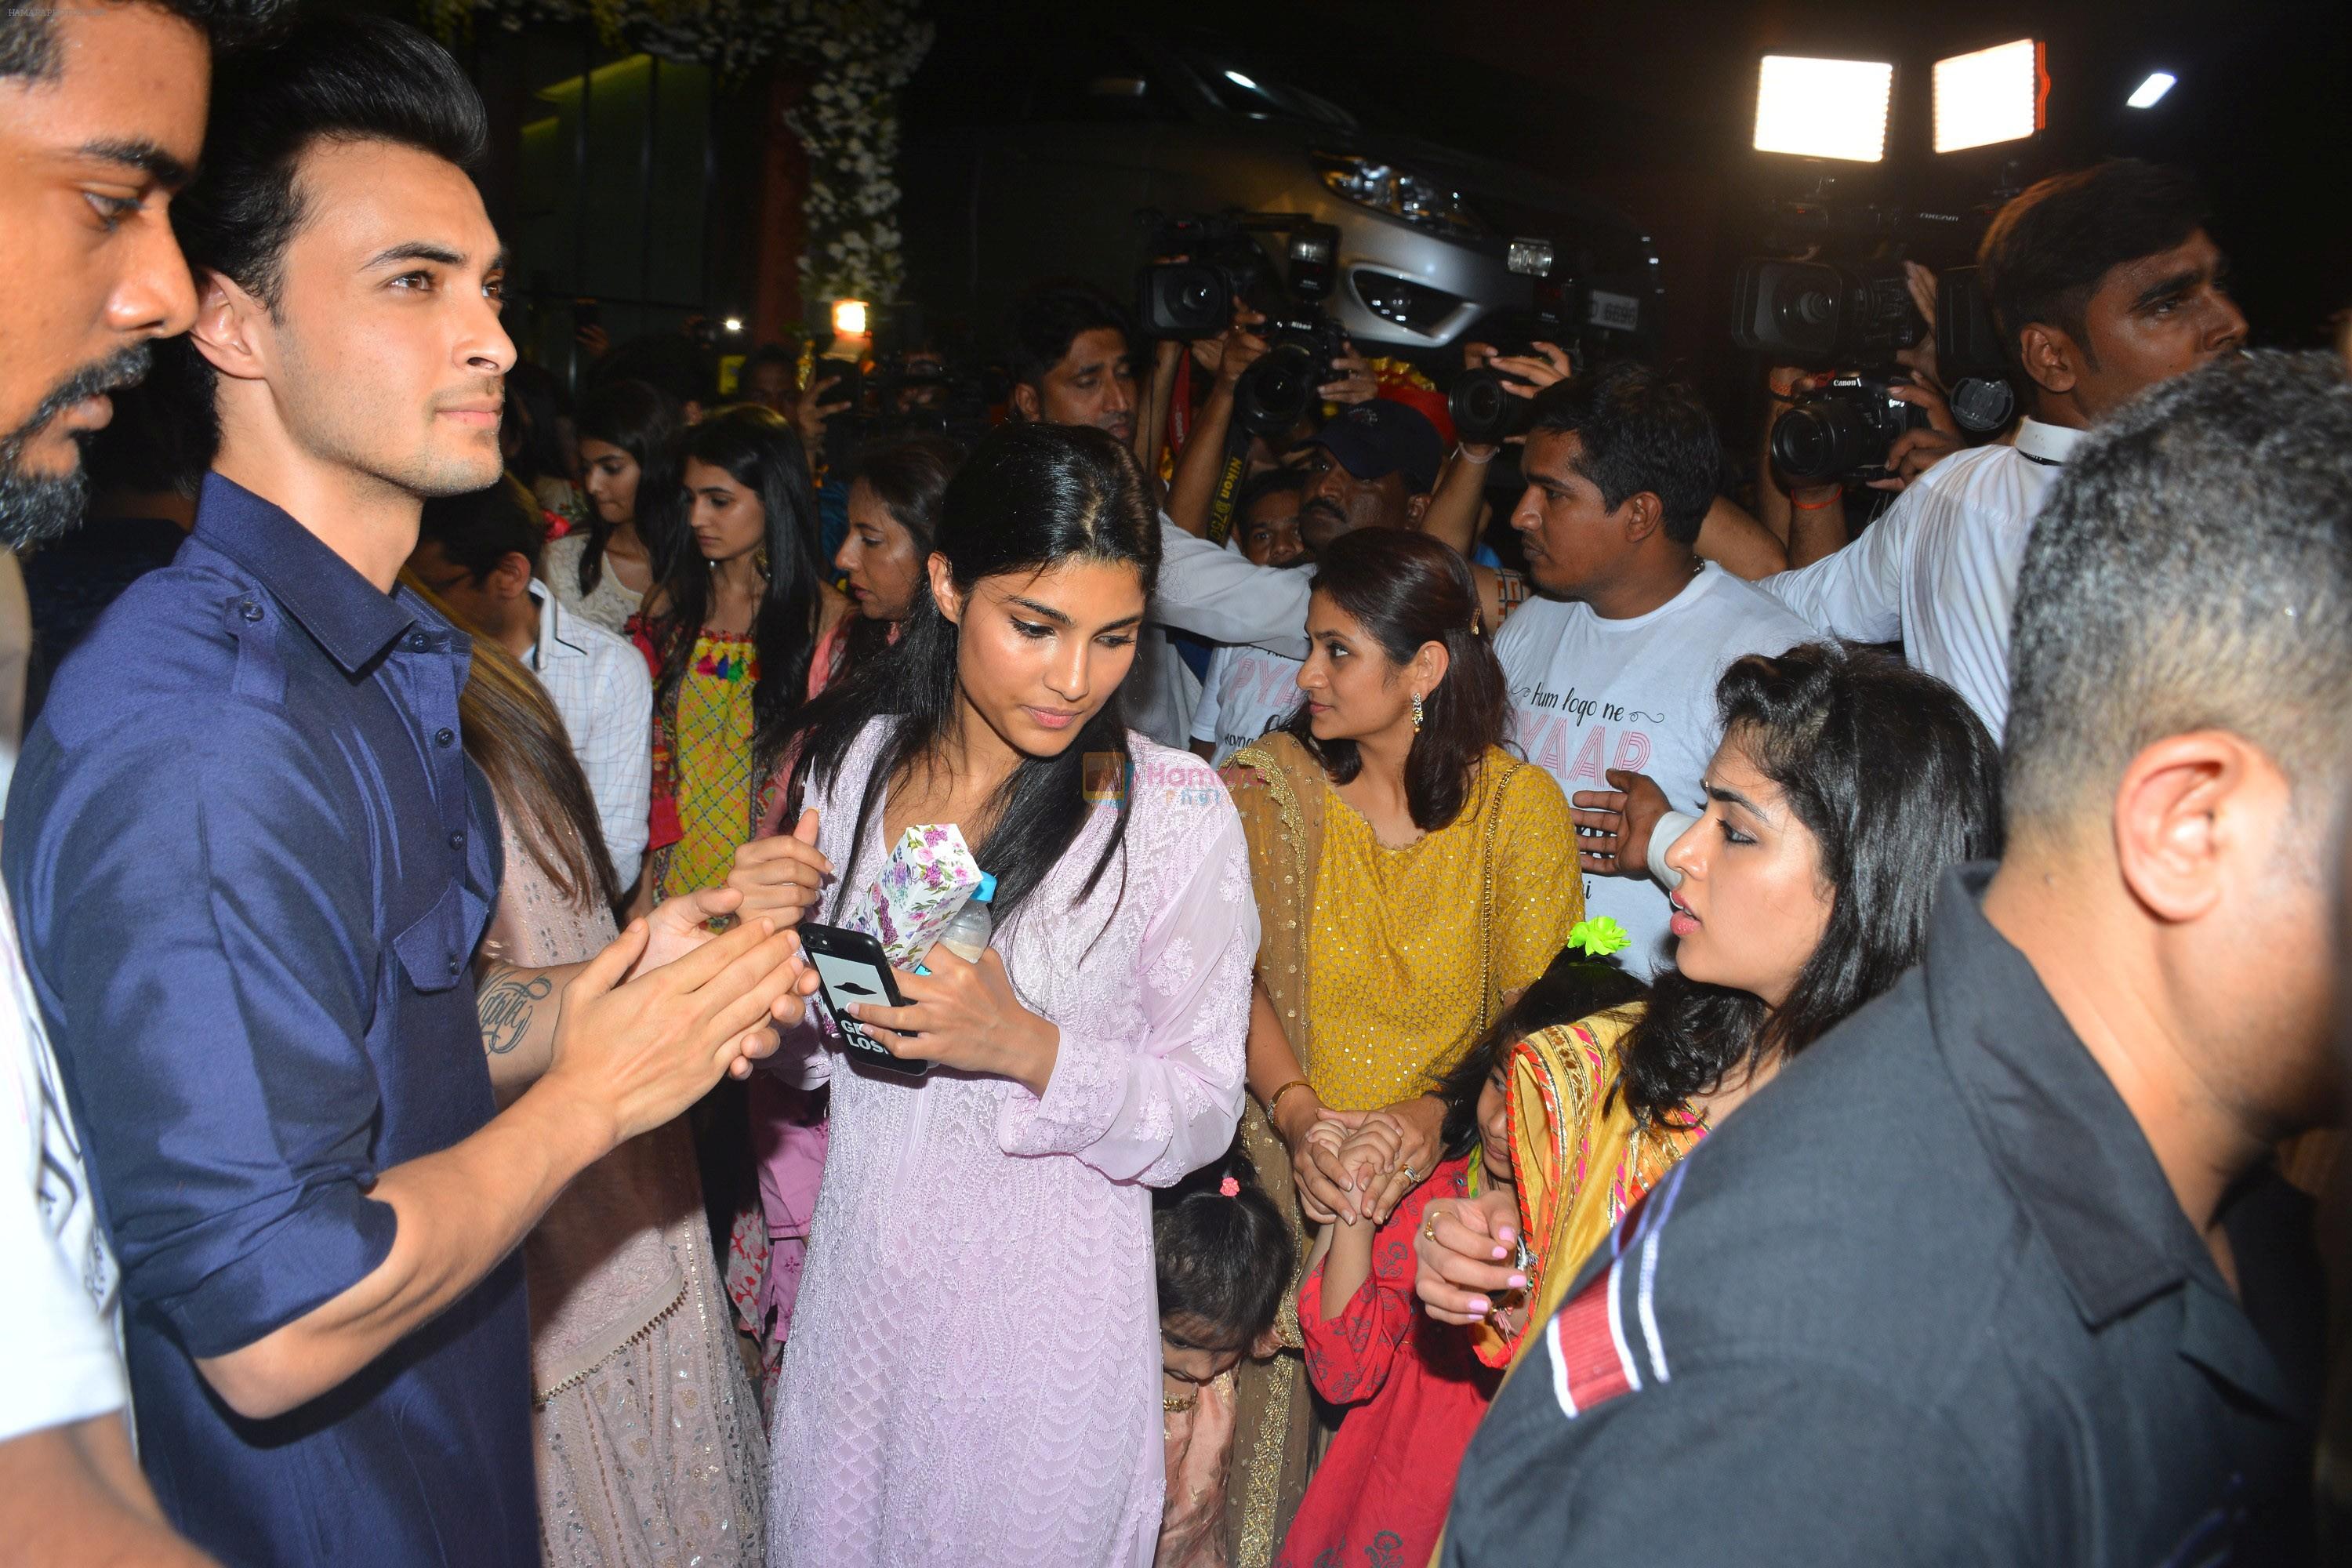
[1137,211,1348,439]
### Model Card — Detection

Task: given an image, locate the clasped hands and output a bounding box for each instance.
[1272,1087,1445,1228]
[545,884,821,1153]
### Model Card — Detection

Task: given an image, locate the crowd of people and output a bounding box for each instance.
[0,5,2346,1568]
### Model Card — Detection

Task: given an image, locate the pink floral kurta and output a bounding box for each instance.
[764,721,1258,1566]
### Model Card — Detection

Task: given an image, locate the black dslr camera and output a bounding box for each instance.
[1769,374,1929,483]
[1137,212,1347,439]
[1233,306,1349,439]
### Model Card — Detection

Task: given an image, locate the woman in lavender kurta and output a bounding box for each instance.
[734,424,1257,1566]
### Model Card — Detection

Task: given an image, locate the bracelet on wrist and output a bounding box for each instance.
[1265,1077,1313,1125]
[1791,488,1842,510]
[1453,442,1497,465]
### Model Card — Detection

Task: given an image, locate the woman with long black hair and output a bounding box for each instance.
[1412,642,2004,1363]
[550,377,683,634]
[739,423,1257,1566]
[630,404,849,906]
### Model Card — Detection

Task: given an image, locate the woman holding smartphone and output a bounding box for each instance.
[736,423,1257,1566]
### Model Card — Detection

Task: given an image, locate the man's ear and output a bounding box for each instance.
[187,270,270,383]
[926,552,962,625]
[491,551,535,603]
[1620,490,1665,546]
[1403,492,1432,528]
[2111,730,2276,926]
[2018,321,2081,398]
[1010,382,1042,423]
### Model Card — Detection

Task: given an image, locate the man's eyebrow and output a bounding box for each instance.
[77,138,194,191]
[2132,267,2203,311]
[362,243,509,274]
[364,241,465,270]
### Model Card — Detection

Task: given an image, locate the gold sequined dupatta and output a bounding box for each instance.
[1224,731,1324,1066]
[1216,732,1328,1568]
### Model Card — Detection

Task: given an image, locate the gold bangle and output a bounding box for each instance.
[1163,1390,1199,1414]
[1264,1078,1313,1124]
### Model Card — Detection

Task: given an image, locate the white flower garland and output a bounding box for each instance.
[423,0,931,311]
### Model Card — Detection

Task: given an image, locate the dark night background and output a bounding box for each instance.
[442,0,2349,413]
[912,0,2348,381]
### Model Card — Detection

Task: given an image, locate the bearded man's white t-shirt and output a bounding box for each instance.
[1496,564,1814,979]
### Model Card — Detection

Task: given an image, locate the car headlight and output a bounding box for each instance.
[1313,152,1481,237]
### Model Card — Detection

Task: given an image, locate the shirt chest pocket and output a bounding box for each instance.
[390,877,492,995]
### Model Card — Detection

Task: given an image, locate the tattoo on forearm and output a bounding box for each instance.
[477,966,553,1056]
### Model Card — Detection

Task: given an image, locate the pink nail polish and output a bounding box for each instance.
[1490,1247,1507,1260]
[1468,1298,1490,1316]
[1508,1274,1527,1289]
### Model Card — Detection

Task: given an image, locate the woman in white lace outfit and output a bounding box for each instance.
[430,570,768,1566]
[727,425,1258,1566]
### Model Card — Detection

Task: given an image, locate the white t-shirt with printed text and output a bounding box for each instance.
[1496,564,1813,979]
[1189,643,1308,768]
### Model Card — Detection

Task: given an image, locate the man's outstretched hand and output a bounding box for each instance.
[1569,768,1672,877]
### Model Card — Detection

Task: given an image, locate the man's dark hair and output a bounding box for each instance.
[1004,281,1131,390]
[1527,361,1719,544]
[153,11,486,455]
[0,0,279,79]
[172,12,485,311]
[2005,350,2352,840]
[1236,463,1305,521]
[1976,159,2210,375]
[742,343,797,380]
[417,474,547,582]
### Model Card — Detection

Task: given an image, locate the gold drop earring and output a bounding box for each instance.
[1410,692,1425,731]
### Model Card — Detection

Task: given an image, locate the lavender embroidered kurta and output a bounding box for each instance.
[764,721,1258,1566]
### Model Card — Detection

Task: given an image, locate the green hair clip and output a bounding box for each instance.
[1566,916,1631,959]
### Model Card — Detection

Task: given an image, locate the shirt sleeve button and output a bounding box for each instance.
[447,955,462,976]
[434,728,456,746]
[448,829,466,850]
[239,601,263,622]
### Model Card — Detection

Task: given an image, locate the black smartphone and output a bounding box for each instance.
[571,296,601,332]
[798,921,931,1079]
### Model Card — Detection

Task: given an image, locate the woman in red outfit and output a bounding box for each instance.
[1278,1007,1527,1568]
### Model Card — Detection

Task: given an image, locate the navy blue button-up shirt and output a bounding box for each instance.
[4,475,534,1566]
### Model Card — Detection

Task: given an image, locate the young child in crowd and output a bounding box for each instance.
[1152,1146,1292,1568]
[1278,956,1646,1568]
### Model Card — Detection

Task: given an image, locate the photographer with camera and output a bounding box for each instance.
[1162,305,1380,543]
[1755,263,1968,566]
[1754,160,2245,739]
[1424,341,1793,582]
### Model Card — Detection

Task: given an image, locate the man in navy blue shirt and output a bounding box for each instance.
[1436,352,2347,1563]
[3,16,815,1565]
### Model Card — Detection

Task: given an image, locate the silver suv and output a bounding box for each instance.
[900,31,1664,364]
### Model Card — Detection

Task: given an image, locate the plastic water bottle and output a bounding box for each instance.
[931,872,996,964]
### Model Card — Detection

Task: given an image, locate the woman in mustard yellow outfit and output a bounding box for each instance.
[1216,529,1582,1567]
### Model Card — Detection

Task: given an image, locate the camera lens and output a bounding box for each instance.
[1769,399,1876,483]
[1178,277,1219,316]
[1235,344,1317,438]
[1449,367,1528,447]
